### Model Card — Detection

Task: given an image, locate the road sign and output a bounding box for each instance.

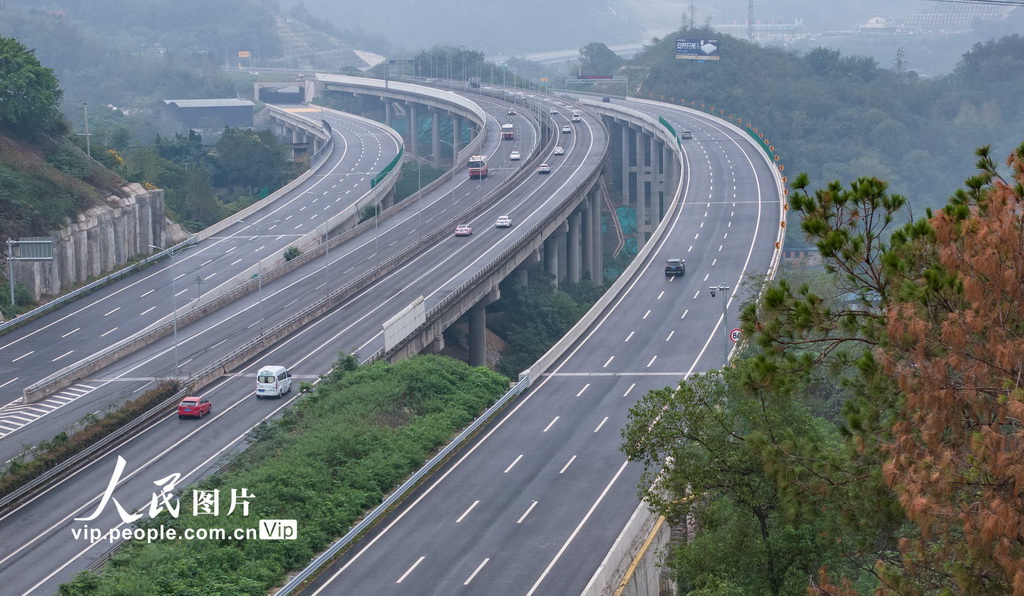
[730,328,742,343]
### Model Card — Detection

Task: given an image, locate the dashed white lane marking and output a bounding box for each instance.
[594,417,608,433]
[396,556,425,584]
[504,454,523,474]
[559,455,577,474]
[517,501,538,524]
[463,558,490,585]
[543,416,559,432]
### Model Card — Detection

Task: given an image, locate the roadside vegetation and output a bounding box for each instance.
[623,142,1024,593]
[58,355,508,595]
[0,382,180,499]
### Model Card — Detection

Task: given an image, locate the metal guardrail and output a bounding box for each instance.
[0,237,196,336]
[274,375,529,595]
[0,387,189,512]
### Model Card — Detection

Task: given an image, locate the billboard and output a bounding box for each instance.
[676,39,720,61]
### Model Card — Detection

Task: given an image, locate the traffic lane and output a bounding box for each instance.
[303,373,649,595]
[0,373,300,595]
[0,109,549,450]
[0,114,397,405]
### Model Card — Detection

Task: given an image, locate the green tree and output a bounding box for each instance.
[214,127,290,190]
[0,35,64,135]
[578,42,624,76]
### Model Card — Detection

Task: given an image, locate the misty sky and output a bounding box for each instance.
[282,0,951,55]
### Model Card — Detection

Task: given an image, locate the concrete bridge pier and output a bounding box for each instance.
[567,210,582,284]
[407,102,419,157]
[469,287,500,367]
[384,99,393,127]
[431,108,442,168]
[590,191,604,284]
[544,234,559,287]
[452,116,464,160]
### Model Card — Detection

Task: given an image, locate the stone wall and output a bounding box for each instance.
[13,183,189,298]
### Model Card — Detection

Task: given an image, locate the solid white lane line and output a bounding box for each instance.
[517,501,538,524]
[594,417,608,433]
[543,416,559,432]
[456,500,479,523]
[559,456,576,474]
[504,454,523,474]
[575,384,590,397]
[526,460,630,596]
[396,556,425,584]
[61,328,80,338]
[463,558,490,585]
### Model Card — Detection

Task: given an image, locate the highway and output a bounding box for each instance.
[0,91,610,594]
[298,98,782,594]
[0,107,400,448]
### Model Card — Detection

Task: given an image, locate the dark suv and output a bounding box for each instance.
[665,259,686,277]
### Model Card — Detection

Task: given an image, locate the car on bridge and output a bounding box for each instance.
[455,225,473,236]
[681,130,693,139]
[536,163,551,174]
[177,396,211,419]
[495,215,512,228]
[665,258,686,277]
[507,108,516,116]
[509,150,521,161]
[553,146,564,155]
[561,125,572,134]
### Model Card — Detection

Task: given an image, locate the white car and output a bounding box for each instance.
[553,146,564,155]
[550,107,559,114]
[537,163,551,174]
[454,225,473,236]
[495,215,512,228]
[509,150,521,161]
[561,125,572,134]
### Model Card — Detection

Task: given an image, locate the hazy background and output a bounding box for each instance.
[279,0,1018,74]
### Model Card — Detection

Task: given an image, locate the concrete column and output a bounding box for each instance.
[384,100,393,127]
[469,302,487,367]
[620,121,631,214]
[592,191,604,285]
[431,109,441,168]
[581,201,593,280]
[635,128,647,249]
[452,116,463,161]
[425,335,445,354]
[381,190,394,210]
[651,135,663,225]
[544,234,559,287]
[557,222,568,285]
[568,211,581,284]
[408,103,419,157]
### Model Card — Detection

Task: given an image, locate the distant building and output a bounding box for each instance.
[160,99,255,132]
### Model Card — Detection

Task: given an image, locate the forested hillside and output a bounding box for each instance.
[629,28,1024,245]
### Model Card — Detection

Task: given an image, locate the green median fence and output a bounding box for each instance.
[371,146,404,188]
[659,116,681,149]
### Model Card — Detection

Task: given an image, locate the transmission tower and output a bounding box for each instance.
[748,0,754,41]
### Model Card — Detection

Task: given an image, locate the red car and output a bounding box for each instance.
[177,396,211,419]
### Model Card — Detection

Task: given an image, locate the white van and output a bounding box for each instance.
[255,365,292,398]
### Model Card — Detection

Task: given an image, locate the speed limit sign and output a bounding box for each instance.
[730,328,742,343]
